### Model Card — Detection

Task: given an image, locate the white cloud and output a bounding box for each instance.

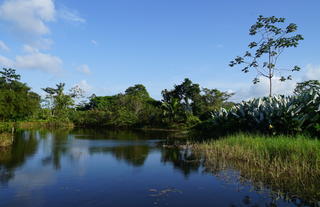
[58,7,86,24]
[0,0,88,76]
[76,64,91,75]
[303,64,320,81]
[31,38,54,50]
[228,64,320,102]
[91,40,98,45]
[23,44,39,53]
[231,76,297,102]
[0,40,10,51]
[0,0,55,36]
[0,55,14,67]
[0,45,63,74]
[75,80,92,93]
[15,51,63,73]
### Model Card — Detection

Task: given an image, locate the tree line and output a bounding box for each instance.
[0,68,234,129]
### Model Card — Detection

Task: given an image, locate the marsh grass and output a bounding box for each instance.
[16,121,74,130]
[194,133,320,204]
[0,121,74,132]
[0,121,73,147]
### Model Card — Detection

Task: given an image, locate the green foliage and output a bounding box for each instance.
[294,80,320,94]
[161,78,234,126]
[125,84,150,98]
[0,68,40,121]
[42,83,83,121]
[230,15,303,96]
[0,69,234,129]
[162,78,201,114]
[196,83,320,136]
[0,122,15,133]
[193,88,234,119]
[72,84,163,128]
[185,113,201,127]
[73,79,230,129]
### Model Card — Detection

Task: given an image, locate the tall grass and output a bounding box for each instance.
[16,121,74,130]
[194,133,320,204]
[0,121,73,147]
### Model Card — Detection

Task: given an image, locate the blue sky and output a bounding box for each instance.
[0,0,319,101]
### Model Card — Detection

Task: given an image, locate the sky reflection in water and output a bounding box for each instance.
[0,129,310,207]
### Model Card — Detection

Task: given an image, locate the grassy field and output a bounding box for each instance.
[193,133,320,203]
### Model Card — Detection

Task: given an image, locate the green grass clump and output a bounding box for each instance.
[204,133,320,164]
[194,133,320,204]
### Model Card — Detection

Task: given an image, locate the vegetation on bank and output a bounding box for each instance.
[0,68,234,130]
[193,133,320,203]
[195,80,320,137]
[0,66,319,136]
[72,79,234,128]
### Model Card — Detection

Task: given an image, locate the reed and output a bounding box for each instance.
[193,133,320,204]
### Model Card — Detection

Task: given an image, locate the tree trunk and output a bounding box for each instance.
[269,76,272,97]
[268,48,272,97]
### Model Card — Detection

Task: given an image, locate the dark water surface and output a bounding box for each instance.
[0,129,313,207]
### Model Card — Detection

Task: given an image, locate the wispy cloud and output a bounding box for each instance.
[231,76,297,102]
[75,80,93,93]
[91,40,98,46]
[0,55,14,67]
[303,64,320,81]
[0,40,10,51]
[58,6,86,24]
[76,64,91,75]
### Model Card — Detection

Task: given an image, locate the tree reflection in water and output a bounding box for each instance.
[0,131,38,184]
[0,129,319,207]
[89,145,150,167]
[160,147,201,177]
[40,129,71,169]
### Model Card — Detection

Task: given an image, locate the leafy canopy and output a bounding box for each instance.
[230,15,303,96]
[42,83,83,120]
[0,68,40,121]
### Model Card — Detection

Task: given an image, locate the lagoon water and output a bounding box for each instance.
[0,129,310,207]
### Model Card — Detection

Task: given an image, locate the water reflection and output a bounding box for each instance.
[89,145,150,167]
[160,147,201,177]
[39,130,71,169]
[0,129,318,207]
[0,131,38,184]
[0,129,189,177]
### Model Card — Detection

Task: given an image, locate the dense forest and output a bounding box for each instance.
[0,68,234,129]
[1,67,319,137]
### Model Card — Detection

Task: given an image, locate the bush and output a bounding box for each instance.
[186,114,201,127]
